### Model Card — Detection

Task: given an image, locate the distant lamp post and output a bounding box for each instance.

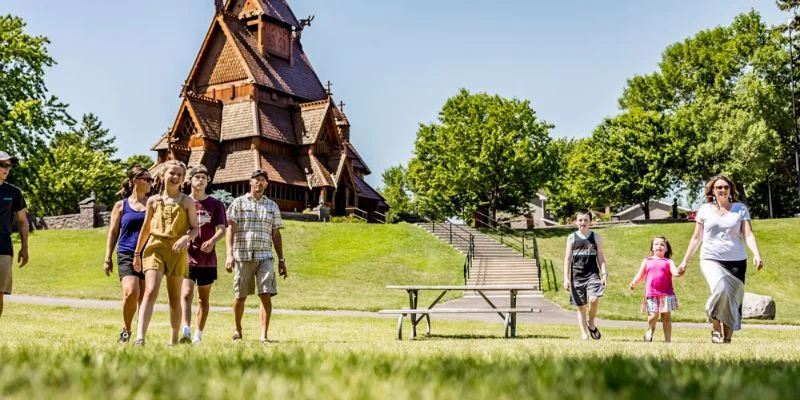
[788,18,800,208]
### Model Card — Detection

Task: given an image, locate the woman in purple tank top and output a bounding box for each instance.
[103,166,152,343]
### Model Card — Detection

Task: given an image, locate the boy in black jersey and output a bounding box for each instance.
[563,210,607,340]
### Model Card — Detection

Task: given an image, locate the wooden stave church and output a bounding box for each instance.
[150,0,387,219]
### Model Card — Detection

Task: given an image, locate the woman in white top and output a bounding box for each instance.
[677,175,763,344]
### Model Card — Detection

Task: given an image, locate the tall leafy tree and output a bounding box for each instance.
[407,89,554,221]
[124,154,154,170]
[0,15,72,206]
[618,11,794,215]
[378,164,413,222]
[34,115,124,216]
[589,109,682,219]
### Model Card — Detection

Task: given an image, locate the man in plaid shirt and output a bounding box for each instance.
[225,169,287,344]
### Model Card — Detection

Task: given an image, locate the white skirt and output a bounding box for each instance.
[700,259,745,331]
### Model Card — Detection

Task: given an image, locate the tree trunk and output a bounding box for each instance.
[640,200,651,220]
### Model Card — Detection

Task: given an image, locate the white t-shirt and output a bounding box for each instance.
[696,202,750,261]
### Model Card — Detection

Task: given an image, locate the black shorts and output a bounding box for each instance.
[118,253,145,281]
[188,267,217,286]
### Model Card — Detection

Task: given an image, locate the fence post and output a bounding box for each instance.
[522,235,526,258]
[449,223,452,244]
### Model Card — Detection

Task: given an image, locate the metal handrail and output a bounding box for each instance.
[373,211,387,223]
[422,217,475,284]
[472,209,542,288]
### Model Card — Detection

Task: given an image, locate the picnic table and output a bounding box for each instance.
[379,285,540,339]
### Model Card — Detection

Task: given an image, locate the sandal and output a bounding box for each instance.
[711,331,723,344]
[723,337,732,344]
[643,330,653,342]
[232,332,243,342]
[133,338,145,346]
[588,325,601,340]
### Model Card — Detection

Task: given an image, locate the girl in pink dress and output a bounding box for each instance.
[630,236,681,342]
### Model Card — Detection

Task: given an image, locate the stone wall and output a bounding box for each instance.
[42,202,109,230]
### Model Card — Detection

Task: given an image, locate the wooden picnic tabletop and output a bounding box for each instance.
[385,285,538,291]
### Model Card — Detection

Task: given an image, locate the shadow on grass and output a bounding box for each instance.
[421,333,569,340]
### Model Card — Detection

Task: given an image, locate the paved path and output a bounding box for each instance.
[6,294,797,331]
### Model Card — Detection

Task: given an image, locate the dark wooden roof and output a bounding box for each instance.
[296,99,329,145]
[221,13,325,101]
[346,142,370,174]
[354,175,384,201]
[186,95,223,141]
[259,152,307,186]
[214,149,258,183]
[225,0,300,28]
[219,101,256,141]
[258,102,296,145]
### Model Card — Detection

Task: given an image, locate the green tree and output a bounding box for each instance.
[124,154,154,170]
[0,15,72,206]
[618,11,794,215]
[406,89,554,221]
[590,110,682,219]
[34,115,124,215]
[378,164,413,222]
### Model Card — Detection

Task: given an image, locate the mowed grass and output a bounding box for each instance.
[11,221,463,311]
[1,305,799,399]
[533,218,800,324]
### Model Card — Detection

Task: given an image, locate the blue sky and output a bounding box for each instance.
[2,1,788,188]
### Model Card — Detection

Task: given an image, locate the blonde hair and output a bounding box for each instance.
[159,160,187,194]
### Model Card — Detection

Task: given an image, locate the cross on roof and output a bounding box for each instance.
[338,100,346,112]
[325,80,333,96]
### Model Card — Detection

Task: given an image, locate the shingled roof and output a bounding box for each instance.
[151,133,169,151]
[220,13,326,101]
[346,142,370,174]
[298,154,334,188]
[219,101,256,141]
[185,95,223,141]
[213,149,259,184]
[226,0,300,28]
[259,152,307,186]
[258,102,296,145]
[354,175,384,201]
[296,99,329,145]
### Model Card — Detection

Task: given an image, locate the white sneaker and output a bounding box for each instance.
[180,326,192,344]
[193,332,203,344]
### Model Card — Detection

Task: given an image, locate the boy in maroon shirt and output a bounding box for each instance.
[180,165,227,344]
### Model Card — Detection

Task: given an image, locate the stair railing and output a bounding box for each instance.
[424,218,474,284]
[472,209,542,288]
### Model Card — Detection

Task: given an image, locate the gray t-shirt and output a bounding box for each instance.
[697,202,750,261]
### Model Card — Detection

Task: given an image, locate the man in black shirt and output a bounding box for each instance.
[0,151,29,320]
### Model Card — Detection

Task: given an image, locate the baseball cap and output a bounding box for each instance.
[0,151,19,164]
[251,169,268,179]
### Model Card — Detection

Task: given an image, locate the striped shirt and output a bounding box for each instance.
[226,193,282,261]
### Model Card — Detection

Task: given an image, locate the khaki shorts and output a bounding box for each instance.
[142,236,188,277]
[233,258,277,298]
[0,255,12,294]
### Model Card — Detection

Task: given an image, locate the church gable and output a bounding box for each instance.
[226,0,300,28]
[194,26,250,90]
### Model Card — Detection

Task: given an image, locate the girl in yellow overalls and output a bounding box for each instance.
[132,160,199,345]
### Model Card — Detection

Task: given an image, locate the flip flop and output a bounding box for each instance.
[588,325,601,340]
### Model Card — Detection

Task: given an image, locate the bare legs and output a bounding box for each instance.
[576,305,590,340]
[0,293,4,319]
[181,279,212,336]
[644,312,673,342]
[121,276,145,332]
[136,270,183,344]
[232,293,273,341]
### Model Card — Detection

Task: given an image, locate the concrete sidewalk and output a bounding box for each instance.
[6,294,797,331]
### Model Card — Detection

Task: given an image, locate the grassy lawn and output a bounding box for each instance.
[11,222,463,311]
[1,305,799,399]
[532,218,800,324]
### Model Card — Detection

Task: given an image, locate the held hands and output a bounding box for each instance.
[676,262,687,276]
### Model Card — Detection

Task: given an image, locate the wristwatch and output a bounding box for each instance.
[279,257,286,263]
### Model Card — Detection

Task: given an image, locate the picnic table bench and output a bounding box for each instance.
[379,285,541,339]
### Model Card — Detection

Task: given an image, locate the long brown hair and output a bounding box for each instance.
[648,236,672,259]
[704,174,739,204]
[118,166,150,198]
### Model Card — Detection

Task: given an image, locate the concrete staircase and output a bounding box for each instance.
[416,223,540,291]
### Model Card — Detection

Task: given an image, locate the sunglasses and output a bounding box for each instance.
[136,176,154,183]
[714,185,730,191]
[0,162,12,169]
